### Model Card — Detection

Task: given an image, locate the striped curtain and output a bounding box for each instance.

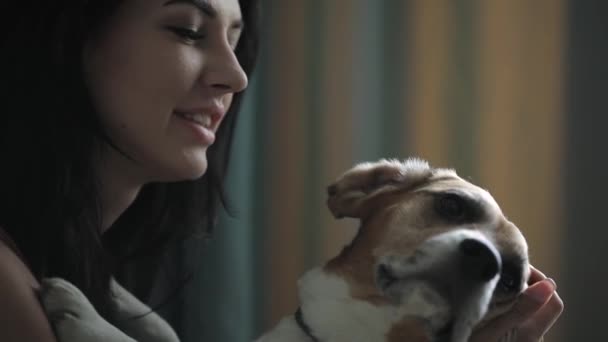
[183,1,571,341]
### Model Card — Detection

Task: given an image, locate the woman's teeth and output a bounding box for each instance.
[178,112,212,128]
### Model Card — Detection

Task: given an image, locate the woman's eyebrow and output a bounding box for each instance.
[163,0,217,18]
[162,0,244,29]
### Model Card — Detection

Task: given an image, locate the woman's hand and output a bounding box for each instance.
[470,266,564,342]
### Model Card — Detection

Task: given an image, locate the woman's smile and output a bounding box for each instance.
[173,107,226,145]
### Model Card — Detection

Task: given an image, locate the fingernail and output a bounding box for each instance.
[546,277,557,290]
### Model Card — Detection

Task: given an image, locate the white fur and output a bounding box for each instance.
[257,268,410,342]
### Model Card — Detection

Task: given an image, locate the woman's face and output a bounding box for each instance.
[85,0,248,182]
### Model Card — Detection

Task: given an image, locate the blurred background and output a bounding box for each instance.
[146,0,608,341]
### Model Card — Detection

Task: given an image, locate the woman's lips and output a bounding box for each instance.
[173,111,216,145]
[175,111,212,127]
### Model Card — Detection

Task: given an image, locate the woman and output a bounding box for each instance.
[0,0,560,341]
[0,0,257,340]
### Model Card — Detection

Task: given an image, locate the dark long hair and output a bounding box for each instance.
[0,0,259,319]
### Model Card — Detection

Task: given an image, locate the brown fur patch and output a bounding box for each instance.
[386,317,431,342]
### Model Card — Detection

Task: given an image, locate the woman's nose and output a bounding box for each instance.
[201,43,248,94]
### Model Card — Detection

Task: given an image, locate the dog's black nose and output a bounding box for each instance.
[459,238,501,282]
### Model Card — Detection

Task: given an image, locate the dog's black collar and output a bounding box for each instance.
[295,307,320,342]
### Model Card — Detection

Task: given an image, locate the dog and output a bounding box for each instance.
[41,158,530,342]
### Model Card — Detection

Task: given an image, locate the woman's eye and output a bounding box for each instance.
[168,26,206,42]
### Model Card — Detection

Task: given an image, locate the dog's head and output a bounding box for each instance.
[324,158,529,342]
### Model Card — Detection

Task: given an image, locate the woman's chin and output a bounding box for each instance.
[180,161,209,181]
[155,158,209,182]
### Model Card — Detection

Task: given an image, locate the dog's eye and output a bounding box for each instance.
[435,193,467,221]
[498,272,518,292]
[497,262,523,294]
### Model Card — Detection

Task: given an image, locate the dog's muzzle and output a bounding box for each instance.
[376,230,502,294]
[375,230,504,341]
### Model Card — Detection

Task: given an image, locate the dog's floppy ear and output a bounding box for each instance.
[327,158,434,219]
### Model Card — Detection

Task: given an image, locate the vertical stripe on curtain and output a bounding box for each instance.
[562,1,608,340]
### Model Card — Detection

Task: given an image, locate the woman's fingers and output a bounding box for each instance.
[518,291,564,340]
[501,279,557,330]
[528,266,547,284]
[470,279,557,341]
[515,266,564,340]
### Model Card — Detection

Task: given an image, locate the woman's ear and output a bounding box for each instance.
[326,158,433,219]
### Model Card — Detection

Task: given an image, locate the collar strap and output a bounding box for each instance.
[295,307,320,342]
